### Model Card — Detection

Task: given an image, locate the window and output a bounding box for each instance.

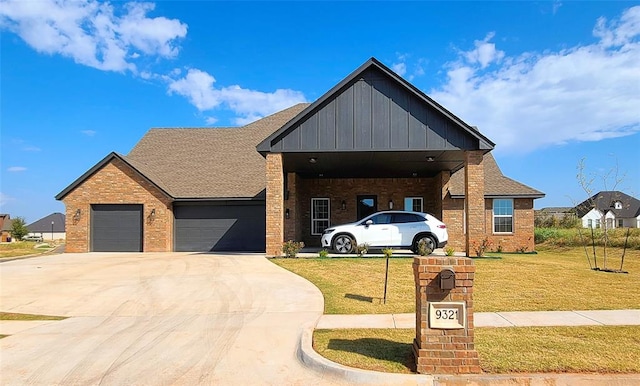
[311,198,330,235]
[391,213,423,223]
[618,219,624,228]
[404,197,423,212]
[588,219,593,228]
[368,213,392,224]
[595,219,601,228]
[614,201,623,210]
[493,199,513,233]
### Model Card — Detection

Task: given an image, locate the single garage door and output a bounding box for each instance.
[174,202,265,252]
[91,204,143,252]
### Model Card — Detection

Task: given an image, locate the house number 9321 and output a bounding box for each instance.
[434,309,458,320]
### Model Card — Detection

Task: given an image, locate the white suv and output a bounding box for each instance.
[321,211,448,254]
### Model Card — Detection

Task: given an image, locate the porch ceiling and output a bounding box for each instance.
[282,150,470,178]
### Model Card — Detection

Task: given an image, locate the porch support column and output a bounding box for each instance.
[266,153,284,257]
[284,172,299,242]
[464,151,485,256]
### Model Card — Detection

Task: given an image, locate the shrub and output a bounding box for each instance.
[318,249,329,259]
[444,246,455,256]
[472,237,492,257]
[282,240,304,258]
[417,239,433,256]
[355,243,369,257]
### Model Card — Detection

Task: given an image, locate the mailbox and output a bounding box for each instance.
[439,268,456,290]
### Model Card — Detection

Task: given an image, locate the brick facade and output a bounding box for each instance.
[413,256,481,374]
[464,151,485,256]
[62,158,173,252]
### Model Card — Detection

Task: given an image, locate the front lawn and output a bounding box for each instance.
[0,241,55,259]
[272,247,640,314]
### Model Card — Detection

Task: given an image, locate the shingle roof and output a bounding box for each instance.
[574,191,640,218]
[448,153,545,198]
[26,212,66,232]
[125,103,309,199]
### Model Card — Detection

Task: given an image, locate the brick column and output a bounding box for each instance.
[435,170,450,220]
[266,153,284,257]
[284,172,299,242]
[464,151,485,256]
[413,256,480,374]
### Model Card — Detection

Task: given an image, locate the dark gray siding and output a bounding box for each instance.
[91,204,143,252]
[270,67,479,152]
[174,202,265,252]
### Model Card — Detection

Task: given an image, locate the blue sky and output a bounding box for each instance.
[1,1,639,223]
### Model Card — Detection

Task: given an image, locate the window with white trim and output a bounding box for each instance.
[595,219,601,228]
[618,219,623,228]
[588,219,593,228]
[404,197,423,212]
[493,199,513,233]
[311,198,330,235]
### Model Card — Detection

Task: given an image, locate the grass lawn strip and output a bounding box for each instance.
[272,247,640,313]
[0,312,67,321]
[314,326,640,374]
[0,241,55,258]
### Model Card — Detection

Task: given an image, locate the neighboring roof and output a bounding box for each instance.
[258,57,495,154]
[1,217,12,232]
[448,153,545,198]
[574,191,640,218]
[27,212,66,232]
[125,103,309,199]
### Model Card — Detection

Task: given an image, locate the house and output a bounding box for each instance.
[26,212,66,240]
[575,191,640,229]
[0,214,12,242]
[56,58,544,255]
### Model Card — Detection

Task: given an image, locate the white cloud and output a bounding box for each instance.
[392,62,407,76]
[7,166,27,172]
[430,6,640,154]
[0,192,13,207]
[205,116,218,125]
[81,130,97,136]
[0,0,187,73]
[167,68,307,125]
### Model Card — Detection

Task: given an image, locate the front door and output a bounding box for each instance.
[357,195,377,220]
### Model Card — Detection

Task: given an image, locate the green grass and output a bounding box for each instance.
[535,227,640,249]
[314,326,640,374]
[272,247,640,313]
[0,312,67,321]
[0,241,53,258]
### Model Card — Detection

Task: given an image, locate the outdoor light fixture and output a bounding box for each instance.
[309,157,317,164]
[341,200,346,210]
[412,172,418,177]
[388,200,394,209]
[148,209,156,221]
[73,209,81,221]
[426,156,435,162]
[285,209,290,219]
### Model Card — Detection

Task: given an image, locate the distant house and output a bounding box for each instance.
[0,214,12,242]
[26,213,66,240]
[574,191,640,229]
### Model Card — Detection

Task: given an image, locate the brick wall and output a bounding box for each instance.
[62,158,173,252]
[413,256,480,374]
[483,198,535,252]
[290,176,438,247]
[464,151,485,256]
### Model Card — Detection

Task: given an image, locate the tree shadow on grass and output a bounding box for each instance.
[327,338,416,372]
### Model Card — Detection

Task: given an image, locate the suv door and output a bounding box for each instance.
[359,213,393,247]
[390,213,425,246]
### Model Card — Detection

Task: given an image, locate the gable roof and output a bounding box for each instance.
[258,57,495,155]
[448,153,544,198]
[27,212,66,232]
[55,152,173,201]
[56,104,308,201]
[574,191,640,218]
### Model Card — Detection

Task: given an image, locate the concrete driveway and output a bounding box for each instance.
[0,252,345,385]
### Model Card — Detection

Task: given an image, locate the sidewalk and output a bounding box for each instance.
[317,309,640,329]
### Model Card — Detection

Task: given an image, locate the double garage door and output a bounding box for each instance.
[174,202,265,252]
[90,203,265,252]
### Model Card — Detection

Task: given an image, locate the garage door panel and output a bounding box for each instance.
[174,204,265,252]
[91,204,142,252]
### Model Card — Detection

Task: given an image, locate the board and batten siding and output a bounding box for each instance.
[272,68,477,153]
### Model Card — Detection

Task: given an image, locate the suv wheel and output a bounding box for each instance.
[333,234,355,254]
[413,235,436,255]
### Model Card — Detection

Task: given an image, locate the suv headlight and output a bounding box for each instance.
[323,229,335,235]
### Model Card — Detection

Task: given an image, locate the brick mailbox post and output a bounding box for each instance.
[413,256,481,374]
